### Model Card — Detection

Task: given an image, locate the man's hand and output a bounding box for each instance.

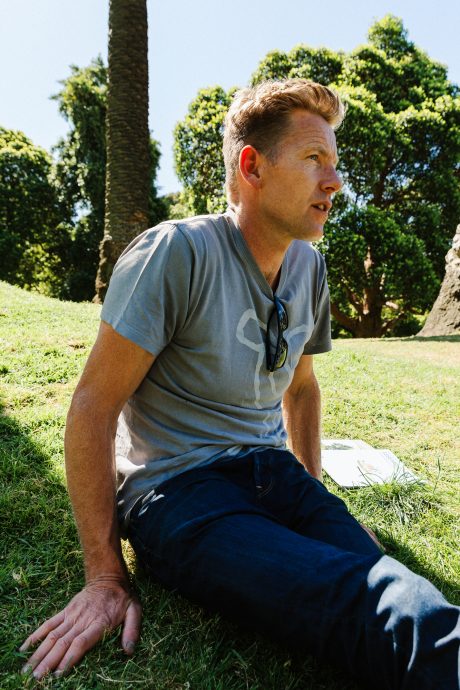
[20,576,142,680]
[360,523,385,552]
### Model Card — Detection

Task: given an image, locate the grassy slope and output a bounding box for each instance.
[0,281,458,690]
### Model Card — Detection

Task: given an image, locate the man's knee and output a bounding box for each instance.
[368,555,458,635]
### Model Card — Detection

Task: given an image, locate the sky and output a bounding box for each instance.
[1,0,459,196]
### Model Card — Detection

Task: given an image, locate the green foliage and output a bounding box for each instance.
[251,45,344,86]
[52,57,166,301]
[174,86,233,215]
[51,58,107,300]
[53,57,107,222]
[0,128,64,291]
[148,137,168,225]
[1,58,166,302]
[173,15,460,336]
[321,206,437,335]
[249,49,293,83]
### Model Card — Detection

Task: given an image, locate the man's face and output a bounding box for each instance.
[257,109,342,243]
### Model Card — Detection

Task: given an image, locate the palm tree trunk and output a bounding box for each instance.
[95,0,150,302]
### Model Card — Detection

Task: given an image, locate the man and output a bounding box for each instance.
[21,79,459,688]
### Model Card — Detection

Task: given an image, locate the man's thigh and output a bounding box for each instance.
[255,449,381,555]
[127,462,381,653]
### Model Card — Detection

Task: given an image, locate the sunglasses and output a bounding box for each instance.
[266,296,289,372]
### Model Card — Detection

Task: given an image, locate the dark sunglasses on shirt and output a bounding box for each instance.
[266,296,289,372]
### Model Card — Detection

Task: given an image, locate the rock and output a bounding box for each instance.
[418,225,460,336]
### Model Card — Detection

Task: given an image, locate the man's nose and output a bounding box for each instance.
[321,167,343,194]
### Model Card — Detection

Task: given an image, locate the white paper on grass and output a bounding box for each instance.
[321,439,420,488]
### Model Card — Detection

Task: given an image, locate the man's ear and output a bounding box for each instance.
[238,145,263,190]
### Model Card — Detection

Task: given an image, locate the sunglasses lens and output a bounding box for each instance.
[275,298,288,330]
[266,300,289,372]
[276,339,288,368]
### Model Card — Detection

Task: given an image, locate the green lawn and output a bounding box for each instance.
[1,281,459,689]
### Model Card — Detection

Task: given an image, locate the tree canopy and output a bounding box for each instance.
[1,53,166,301]
[174,15,460,337]
[51,58,108,300]
[174,86,233,216]
[0,127,61,291]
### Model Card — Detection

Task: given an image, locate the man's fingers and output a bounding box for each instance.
[54,622,106,677]
[20,585,141,677]
[20,610,66,652]
[21,620,73,674]
[25,632,75,679]
[121,599,142,654]
[30,622,105,680]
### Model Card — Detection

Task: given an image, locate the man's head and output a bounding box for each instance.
[223,79,345,204]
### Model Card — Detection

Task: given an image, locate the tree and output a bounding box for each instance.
[95,0,151,302]
[320,17,460,336]
[174,16,460,337]
[0,127,62,291]
[53,57,165,301]
[52,58,108,301]
[174,86,233,215]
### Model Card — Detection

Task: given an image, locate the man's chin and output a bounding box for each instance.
[301,225,324,242]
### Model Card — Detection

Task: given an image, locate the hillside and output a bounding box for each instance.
[1,281,458,689]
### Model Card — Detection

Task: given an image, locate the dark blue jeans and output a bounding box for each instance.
[127,449,460,690]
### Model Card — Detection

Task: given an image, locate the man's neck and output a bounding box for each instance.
[232,206,291,291]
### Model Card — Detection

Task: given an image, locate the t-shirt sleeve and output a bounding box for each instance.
[100,223,193,356]
[303,262,332,356]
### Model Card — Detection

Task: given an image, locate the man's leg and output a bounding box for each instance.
[127,456,460,690]
[251,448,382,555]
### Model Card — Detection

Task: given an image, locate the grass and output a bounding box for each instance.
[1,280,459,689]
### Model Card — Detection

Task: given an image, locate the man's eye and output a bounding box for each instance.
[308,154,319,161]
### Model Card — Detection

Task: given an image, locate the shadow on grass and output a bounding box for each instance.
[392,335,460,343]
[344,481,460,604]
[382,534,459,604]
[0,398,74,565]
[0,403,75,687]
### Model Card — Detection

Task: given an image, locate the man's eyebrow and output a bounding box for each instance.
[304,144,339,165]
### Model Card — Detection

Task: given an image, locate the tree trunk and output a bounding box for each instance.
[331,274,385,337]
[95,0,150,302]
[418,225,460,336]
[331,301,385,337]
[353,312,384,338]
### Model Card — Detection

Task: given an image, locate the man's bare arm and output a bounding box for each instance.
[282,354,322,479]
[20,322,155,679]
[283,354,383,550]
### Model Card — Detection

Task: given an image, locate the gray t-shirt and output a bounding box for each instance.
[101,211,331,531]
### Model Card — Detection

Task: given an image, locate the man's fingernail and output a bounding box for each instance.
[125,641,135,652]
[54,670,64,678]
[21,664,32,674]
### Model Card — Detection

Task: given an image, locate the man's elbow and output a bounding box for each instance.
[284,372,320,403]
[66,387,118,438]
